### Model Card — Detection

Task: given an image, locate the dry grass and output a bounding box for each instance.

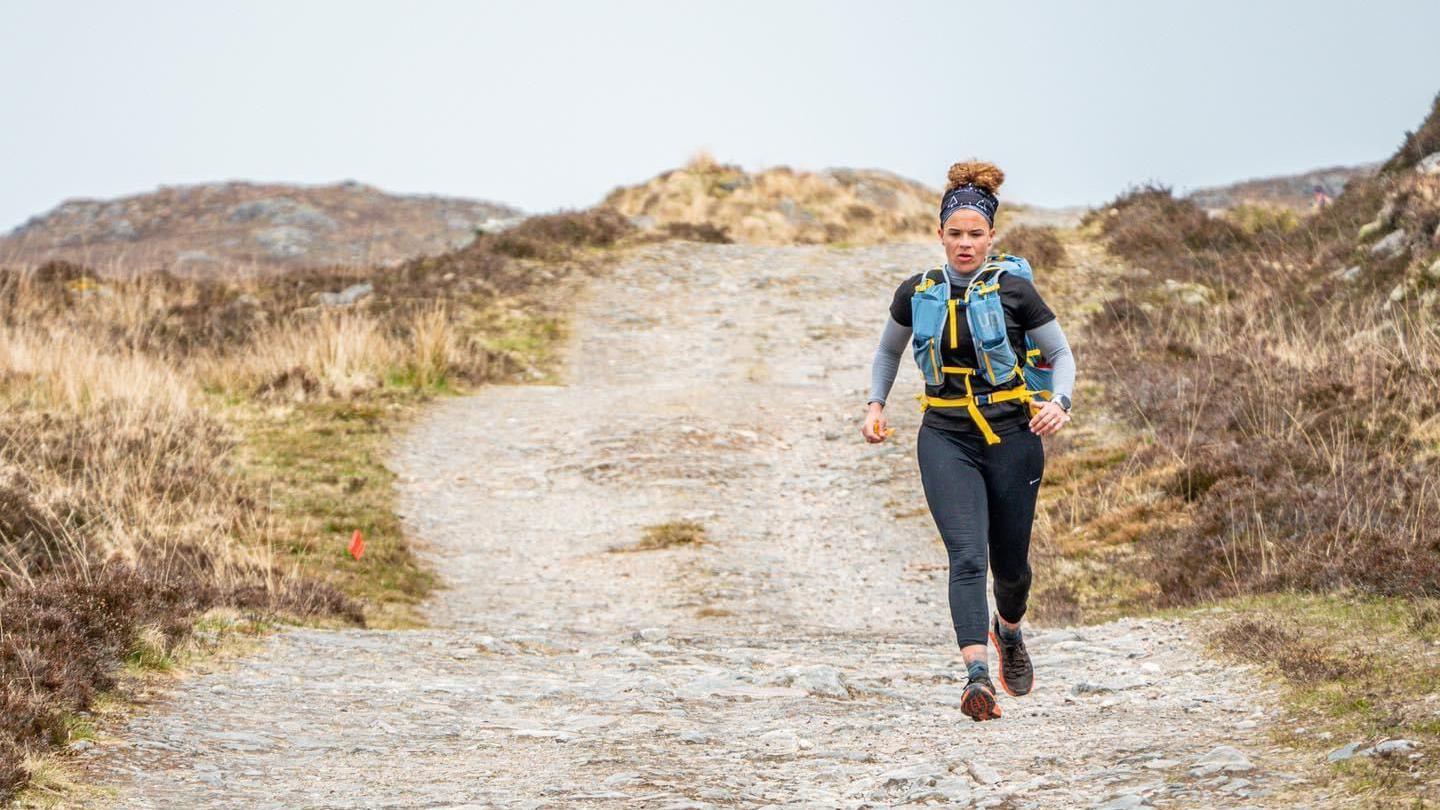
[1039,91,1440,805]
[603,152,940,246]
[1081,170,1440,602]
[0,207,636,800]
[613,520,709,552]
[1199,592,1440,804]
[209,309,400,399]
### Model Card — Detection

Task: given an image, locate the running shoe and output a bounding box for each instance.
[989,614,1034,697]
[960,673,1002,722]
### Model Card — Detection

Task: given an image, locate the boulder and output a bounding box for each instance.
[755,728,801,758]
[316,282,374,307]
[255,225,313,258]
[1161,279,1214,307]
[966,758,1002,785]
[229,198,337,230]
[767,664,851,699]
[107,218,138,240]
[1370,229,1408,259]
[1327,741,1364,762]
[1189,744,1254,776]
[877,761,948,788]
[1369,738,1419,756]
[175,250,218,269]
[1095,793,1146,810]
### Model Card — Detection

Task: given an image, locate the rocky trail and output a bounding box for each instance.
[82,236,1335,808]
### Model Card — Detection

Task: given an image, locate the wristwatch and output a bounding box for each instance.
[1054,394,1072,412]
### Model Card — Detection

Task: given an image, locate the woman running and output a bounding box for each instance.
[860,160,1076,722]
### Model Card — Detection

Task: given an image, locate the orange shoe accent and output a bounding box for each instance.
[961,679,1002,722]
[989,627,1034,698]
[989,629,1015,697]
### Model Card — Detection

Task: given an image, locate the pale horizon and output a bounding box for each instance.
[4,0,1439,231]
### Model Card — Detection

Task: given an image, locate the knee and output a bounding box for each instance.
[946,547,986,583]
[993,564,1032,593]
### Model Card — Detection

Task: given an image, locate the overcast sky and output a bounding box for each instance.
[4,1,1439,231]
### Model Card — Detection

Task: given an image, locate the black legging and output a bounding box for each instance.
[916,423,1044,648]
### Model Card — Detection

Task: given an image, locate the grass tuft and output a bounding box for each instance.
[614,520,709,552]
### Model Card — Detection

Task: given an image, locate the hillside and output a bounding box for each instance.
[1063,90,1440,803]
[1075,89,1440,638]
[1184,162,1380,211]
[0,205,634,801]
[602,153,944,245]
[0,181,522,275]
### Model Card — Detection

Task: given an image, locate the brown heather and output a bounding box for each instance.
[1080,91,1440,605]
[997,225,1067,269]
[1017,97,1440,803]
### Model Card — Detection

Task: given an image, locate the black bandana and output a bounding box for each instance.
[939,184,999,227]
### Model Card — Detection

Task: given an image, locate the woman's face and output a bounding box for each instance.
[938,209,994,273]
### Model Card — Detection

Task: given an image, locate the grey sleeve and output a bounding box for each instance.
[1026,319,1075,402]
[867,315,912,406]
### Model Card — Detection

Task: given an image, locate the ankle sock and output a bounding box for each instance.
[996,618,1022,641]
[966,660,989,681]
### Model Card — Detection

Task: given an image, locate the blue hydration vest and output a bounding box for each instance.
[908,252,1053,443]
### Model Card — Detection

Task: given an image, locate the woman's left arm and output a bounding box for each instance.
[1008,275,1074,435]
[1026,319,1074,436]
[1026,319,1075,405]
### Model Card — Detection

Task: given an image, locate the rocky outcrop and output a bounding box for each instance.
[1186,162,1380,212]
[2,180,523,275]
[602,153,942,245]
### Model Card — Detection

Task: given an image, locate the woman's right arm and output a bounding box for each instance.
[868,315,912,406]
[861,315,912,442]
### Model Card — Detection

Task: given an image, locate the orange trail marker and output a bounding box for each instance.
[348,529,365,560]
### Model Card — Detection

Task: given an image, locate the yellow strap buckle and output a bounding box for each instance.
[916,379,1037,445]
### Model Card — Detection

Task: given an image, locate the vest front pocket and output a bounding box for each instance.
[910,278,950,386]
[966,291,1017,385]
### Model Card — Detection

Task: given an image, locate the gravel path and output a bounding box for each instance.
[84,239,1333,808]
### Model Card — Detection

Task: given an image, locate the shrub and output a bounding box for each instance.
[488,208,634,260]
[1084,184,1251,279]
[1224,202,1300,236]
[1087,168,1440,606]
[0,565,221,799]
[662,221,732,244]
[998,225,1067,268]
